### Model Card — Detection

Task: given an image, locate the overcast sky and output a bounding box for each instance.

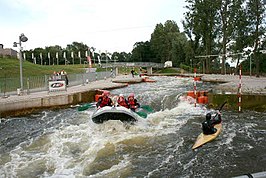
[0,0,188,53]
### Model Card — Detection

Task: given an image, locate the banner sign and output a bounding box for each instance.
[48,80,66,92]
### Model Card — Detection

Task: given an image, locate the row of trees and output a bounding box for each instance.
[182,0,266,75]
[24,0,266,75]
[131,0,266,75]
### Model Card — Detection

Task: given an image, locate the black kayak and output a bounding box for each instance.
[91,106,139,124]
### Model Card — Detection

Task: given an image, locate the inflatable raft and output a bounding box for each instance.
[91,106,140,124]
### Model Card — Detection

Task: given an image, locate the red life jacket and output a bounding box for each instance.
[128,97,135,108]
[100,97,110,107]
[118,97,129,108]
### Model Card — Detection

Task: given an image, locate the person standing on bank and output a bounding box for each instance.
[202,111,222,135]
[131,68,135,78]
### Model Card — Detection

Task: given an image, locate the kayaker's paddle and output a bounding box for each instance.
[218,101,227,111]
[78,103,96,111]
[213,101,227,119]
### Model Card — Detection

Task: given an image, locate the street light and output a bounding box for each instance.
[13,33,28,92]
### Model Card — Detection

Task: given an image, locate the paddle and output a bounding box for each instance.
[213,101,227,119]
[140,105,154,113]
[77,103,96,111]
[136,111,148,118]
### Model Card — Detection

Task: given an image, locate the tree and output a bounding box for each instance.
[184,0,220,73]
[246,0,266,76]
[231,0,250,74]
[131,41,155,62]
[150,20,187,66]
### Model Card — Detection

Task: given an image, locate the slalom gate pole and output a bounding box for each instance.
[238,65,242,112]
[193,68,197,107]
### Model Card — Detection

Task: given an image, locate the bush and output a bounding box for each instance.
[180,64,190,72]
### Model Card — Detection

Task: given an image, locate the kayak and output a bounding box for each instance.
[91,106,140,124]
[192,123,222,150]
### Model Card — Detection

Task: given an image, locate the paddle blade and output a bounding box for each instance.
[78,103,94,111]
[136,111,147,118]
[141,105,153,113]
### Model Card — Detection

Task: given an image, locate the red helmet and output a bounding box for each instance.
[129,93,134,97]
[103,91,110,96]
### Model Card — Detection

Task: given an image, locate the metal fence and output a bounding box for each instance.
[0,71,113,97]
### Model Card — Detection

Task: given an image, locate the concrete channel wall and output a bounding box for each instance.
[208,93,266,112]
[0,90,99,117]
[0,76,132,118]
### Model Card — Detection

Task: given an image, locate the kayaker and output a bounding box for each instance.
[117,94,129,108]
[96,91,113,108]
[127,93,140,112]
[202,111,222,135]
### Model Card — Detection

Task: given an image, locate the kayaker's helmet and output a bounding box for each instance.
[119,94,124,98]
[129,93,134,98]
[206,113,212,120]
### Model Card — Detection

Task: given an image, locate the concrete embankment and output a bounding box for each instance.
[208,93,266,112]
[0,76,143,118]
[201,74,266,112]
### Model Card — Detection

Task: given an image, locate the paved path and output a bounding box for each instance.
[201,74,266,94]
[0,75,141,103]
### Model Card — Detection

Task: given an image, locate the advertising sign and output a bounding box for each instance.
[48,80,66,92]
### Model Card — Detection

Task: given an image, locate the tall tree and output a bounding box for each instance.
[246,0,266,76]
[218,0,235,74]
[131,41,155,62]
[231,0,250,74]
[184,0,220,73]
[150,20,187,66]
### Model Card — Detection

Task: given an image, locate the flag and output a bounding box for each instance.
[48,52,50,59]
[97,55,101,65]
[32,53,34,59]
[87,56,92,68]
[23,53,26,60]
[78,51,81,58]
[63,51,66,59]
[71,51,74,58]
[56,52,58,59]
[40,53,43,65]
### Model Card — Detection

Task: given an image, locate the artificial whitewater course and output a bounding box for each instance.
[0,76,265,177]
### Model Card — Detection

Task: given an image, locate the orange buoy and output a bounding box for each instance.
[197,96,208,104]
[197,96,205,104]
[204,96,208,104]
[187,91,195,98]
[194,77,201,81]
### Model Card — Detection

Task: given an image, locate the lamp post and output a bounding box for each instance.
[13,33,28,92]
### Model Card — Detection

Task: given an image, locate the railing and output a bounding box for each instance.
[101,62,164,68]
[0,71,113,97]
